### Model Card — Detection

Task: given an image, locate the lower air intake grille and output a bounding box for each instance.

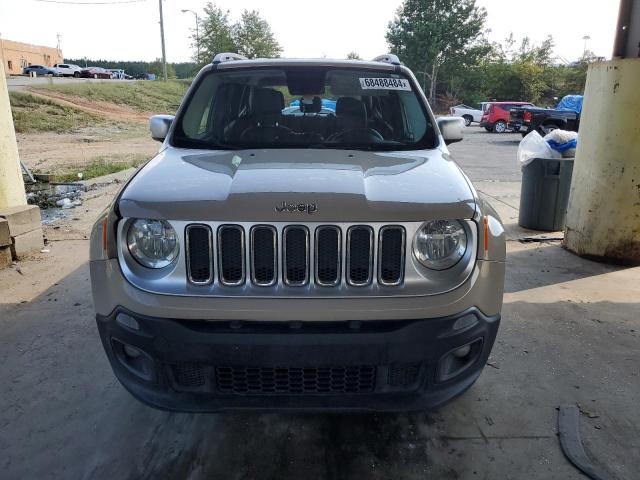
[388,362,421,387]
[186,225,212,284]
[215,365,376,395]
[172,363,207,387]
[347,226,373,285]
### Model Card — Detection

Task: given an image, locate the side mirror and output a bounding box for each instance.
[149,115,174,142]
[437,116,464,145]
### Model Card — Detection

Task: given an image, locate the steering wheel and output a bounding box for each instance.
[326,127,384,142]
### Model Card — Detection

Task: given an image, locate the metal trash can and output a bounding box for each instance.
[518,157,574,231]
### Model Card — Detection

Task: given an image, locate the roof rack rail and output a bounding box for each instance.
[372,54,401,65]
[212,52,248,64]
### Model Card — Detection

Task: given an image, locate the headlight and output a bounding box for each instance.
[413,220,468,270]
[126,219,179,268]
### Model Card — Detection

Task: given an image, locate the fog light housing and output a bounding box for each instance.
[436,338,483,382]
[112,339,155,382]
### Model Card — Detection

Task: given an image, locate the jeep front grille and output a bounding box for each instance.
[218,225,245,286]
[185,223,406,288]
[251,226,277,286]
[185,225,213,284]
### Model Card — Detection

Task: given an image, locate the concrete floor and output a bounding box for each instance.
[1,127,639,479]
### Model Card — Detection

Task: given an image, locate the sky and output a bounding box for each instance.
[0,0,620,64]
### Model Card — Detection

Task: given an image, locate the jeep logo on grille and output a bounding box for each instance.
[275,201,317,214]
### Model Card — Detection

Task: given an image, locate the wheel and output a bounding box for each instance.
[513,125,521,133]
[74,72,80,78]
[540,123,558,135]
[484,126,492,132]
[493,120,507,133]
[93,74,98,79]
[462,115,473,127]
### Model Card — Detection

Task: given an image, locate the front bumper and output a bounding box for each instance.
[97,307,500,412]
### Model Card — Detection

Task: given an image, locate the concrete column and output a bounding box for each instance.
[564,59,640,264]
[0,61,27,208]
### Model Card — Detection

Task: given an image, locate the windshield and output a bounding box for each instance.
[172,67,436,151]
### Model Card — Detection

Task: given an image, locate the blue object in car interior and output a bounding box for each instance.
[290,98,336,111]
[556,95,583,114]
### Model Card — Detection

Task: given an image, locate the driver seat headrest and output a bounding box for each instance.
[252,88,284,119]
[335,97,367,130]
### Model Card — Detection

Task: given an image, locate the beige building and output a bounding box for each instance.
[0,38,63,75]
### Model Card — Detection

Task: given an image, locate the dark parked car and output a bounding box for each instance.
[480,102,534,133]
[79,67,112,79]
[509,95,583,136]
[23,65,61,77]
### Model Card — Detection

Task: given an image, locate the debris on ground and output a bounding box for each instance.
[26,183,85,210]
[576,403,600,419]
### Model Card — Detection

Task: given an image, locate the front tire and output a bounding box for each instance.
[493,120,507,133]
[74,72,80,78]
[484,126,492,132]
[462,115,473,127]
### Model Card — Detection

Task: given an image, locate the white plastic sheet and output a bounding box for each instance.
[517,131,561,168]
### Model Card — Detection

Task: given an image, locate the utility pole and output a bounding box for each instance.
[181,9,200,64]
[158,0,168,81]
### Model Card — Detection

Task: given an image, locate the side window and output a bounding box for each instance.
[400,92,427,141]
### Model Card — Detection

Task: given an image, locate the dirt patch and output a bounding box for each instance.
[17,128,157,173]
[26,89,152,123]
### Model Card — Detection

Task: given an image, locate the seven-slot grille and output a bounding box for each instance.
[185,224,406,288]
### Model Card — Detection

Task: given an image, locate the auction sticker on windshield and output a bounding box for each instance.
[359,77,411,91]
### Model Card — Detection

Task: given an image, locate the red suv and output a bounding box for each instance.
[480,102,534,133]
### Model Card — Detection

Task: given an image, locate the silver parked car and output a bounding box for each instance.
[90,53,506,412]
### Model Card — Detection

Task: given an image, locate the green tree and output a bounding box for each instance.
[196,3,237,65]
[148,58,176,79]
[386,0,486,103]
[233,10,282,59]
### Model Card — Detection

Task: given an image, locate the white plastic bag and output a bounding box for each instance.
[517,131,561,168]
[544,129,578,158]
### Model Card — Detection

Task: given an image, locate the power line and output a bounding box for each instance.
[34,0,147,5]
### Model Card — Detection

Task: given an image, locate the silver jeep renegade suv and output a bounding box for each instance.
[89,53,505,412]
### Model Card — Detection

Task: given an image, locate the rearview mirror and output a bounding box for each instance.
[149,115,174,142]
[437,116,464,145]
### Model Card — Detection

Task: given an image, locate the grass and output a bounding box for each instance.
[9,91,105,133]
[50,153,149,182]
[31,79,190,114]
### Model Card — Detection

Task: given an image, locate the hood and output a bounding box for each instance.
[118,147,476,222]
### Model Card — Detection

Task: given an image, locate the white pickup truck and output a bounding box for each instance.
[450,103,487,126]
